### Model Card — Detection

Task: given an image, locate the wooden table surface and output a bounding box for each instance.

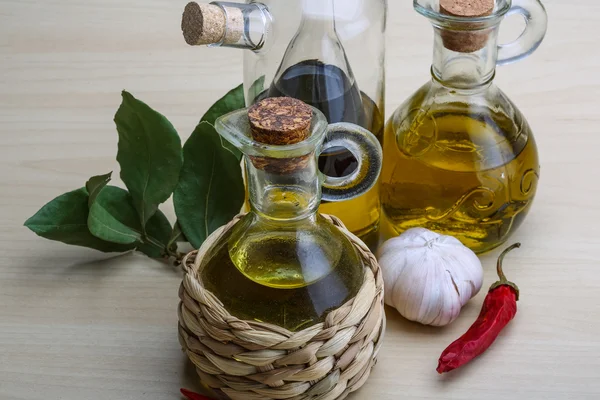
[1,0,598,399]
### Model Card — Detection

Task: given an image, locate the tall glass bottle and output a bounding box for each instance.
[199,97,382,331]
[380,0,547,253]
[181,0,386,247]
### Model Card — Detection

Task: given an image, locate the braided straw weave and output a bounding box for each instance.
[178,214,385,400]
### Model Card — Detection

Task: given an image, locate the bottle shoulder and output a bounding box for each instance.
[386,81,537,172]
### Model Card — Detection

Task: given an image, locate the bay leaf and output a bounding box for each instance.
[114,91,183,229]
[86,172,113,207]
[200,83,245,126]
[24,188,134,253]
[88,200,141,245]
[174,122,245,249]
[200,84,246,160]
[88,185,172,257]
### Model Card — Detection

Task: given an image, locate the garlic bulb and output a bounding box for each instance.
[376,228,484,326]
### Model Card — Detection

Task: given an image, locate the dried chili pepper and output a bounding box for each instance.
[180,388,212,400]
[437,243,521,374]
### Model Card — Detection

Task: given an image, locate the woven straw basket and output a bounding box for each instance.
[178,214,386,400]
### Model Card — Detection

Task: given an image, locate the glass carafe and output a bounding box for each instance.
[181,0,386,247]
[199,98,382,331]
[380,0,547,253]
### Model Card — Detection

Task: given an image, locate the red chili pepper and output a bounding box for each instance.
[437,243,521,374]
[180,388,212,400]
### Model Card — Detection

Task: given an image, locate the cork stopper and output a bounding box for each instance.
[439,0,494,53]
[247,97,314,174]
[248,97,312,145]
[182,2,243,46]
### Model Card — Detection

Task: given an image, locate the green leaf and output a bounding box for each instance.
[115,91,183,229]
[200,84,246,160]
[247,75,266,105]
[86,172,113,207]
[24,188,134,253]
[88,186,142,245]
[200,83,246,126]
[139,210,172,258]
[88,185,172,257]
[174,122,245,249]
[88,201,141,245]
[167,221,186,252]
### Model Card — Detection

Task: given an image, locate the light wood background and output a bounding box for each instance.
[1,0,598,399]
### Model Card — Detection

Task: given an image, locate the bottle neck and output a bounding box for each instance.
[246,154,321,222]
[300,0,337,34]
[274,0,354,87]
[431,26,500,89]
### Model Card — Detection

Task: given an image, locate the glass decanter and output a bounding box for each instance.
[181,0,386,247]
[200,97,382,331]
[380,0,547,253]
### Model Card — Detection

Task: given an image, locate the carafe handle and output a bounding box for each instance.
[497,0,548,66]
[321,123,382,202]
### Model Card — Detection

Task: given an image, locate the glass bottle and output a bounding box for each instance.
[181,0,386,247]
[200,97,382,331]
[380,0,547,253]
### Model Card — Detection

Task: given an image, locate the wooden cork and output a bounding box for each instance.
[248,97,312,145]
[182,2,243,46]
[439,0,494,53]
[247,97,314,174]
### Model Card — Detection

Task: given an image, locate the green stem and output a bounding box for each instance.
[490,243,522,300]
[164,243,185,265]
[144,235,166,250]
[139,233,172,259]
[497,242,521,283]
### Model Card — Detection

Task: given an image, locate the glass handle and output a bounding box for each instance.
[321,123,382,203]
[497,0,548,66]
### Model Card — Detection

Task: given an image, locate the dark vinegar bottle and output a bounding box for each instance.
[260,0,384,246]
[268,59,366,177]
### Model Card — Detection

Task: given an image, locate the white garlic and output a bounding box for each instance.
[376,228,484,327]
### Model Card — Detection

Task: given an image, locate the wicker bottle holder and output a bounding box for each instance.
[178,214,386,400]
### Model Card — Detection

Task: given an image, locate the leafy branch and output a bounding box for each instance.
[24,86,246,261]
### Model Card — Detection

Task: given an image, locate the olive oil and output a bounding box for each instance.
[319,186,380,247]
[200,215,364,331]
[380,106,539,254]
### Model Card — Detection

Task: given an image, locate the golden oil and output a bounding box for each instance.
[316,94,384,249]
[380,103,540,254]
[200,214,364,331]
[319,185,380,248]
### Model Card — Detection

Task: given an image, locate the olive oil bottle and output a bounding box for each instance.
[381,0,546,253]
[381,99,539,253]
[202,97,382,331]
